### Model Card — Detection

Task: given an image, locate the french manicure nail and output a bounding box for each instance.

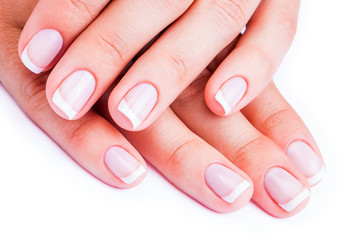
[215,76,247,115]
[205,163,251,203]
[241,26,247,35]
[21,29,63,74]
[287,141,325,186]
[117,83,158,130]
[104,146,146,184]
[264,167,310,212]
[52,70,96,120]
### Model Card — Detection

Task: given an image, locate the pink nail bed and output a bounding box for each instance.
[205,163,251,203]
[21,29,63,74]
[286,141,325,186]
[215,76,247,116]
[52,70,96,120]
[264,167,310,212]
[104,146,146,184]
[117,83,158,130]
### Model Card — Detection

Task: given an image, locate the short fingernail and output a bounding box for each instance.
[21,29,63,74]
[241,26,247,35]
[265,167,310,212]
[104,146,146,184]
[117,83,158,130]
[215,76,247,115]
[286,141,326,186]
[205,163,251,203]
[52,70,96,120]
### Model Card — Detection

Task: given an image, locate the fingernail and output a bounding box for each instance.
[117,83,157,130]
[105,146,146,184]
[21,29,63,74]
[286,141,325,186]
[215,76,247,115]
[241,26,247,35]
[205,163,251,203]
[265,167,310,212]
[52,70,96,120]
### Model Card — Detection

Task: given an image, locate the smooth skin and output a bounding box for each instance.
[1,0,324,217]
[18,0,300,131]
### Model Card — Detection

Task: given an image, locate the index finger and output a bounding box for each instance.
[18,0,109,74]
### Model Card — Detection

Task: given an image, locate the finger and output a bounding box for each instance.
[18,0,110,74]
[4,29,147,189]
[205,0,300,116]
[121,108,253,213]
[45,0,193,121]
[171,71,310,217]
[108,0,260,131]
[242,83,326,187]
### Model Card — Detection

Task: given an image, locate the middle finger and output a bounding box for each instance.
[107,0,259,130]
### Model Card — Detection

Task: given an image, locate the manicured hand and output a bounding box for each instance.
[1,3,252,212]
[1,0,325,218]
[18,0,300,131]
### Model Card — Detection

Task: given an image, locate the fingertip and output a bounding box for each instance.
[204,163,254,213]
[205,75,248,117]
[204,82,228,117]
[108,82,159,131]
[19,29,64,74]
[46,70,96,121]
[103,145,148,188]
[256,166,311,218]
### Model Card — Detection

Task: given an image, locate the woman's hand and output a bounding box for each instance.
[1,0,324,218]
[18,0,300,132]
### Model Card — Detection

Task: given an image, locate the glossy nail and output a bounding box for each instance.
[287,141,325,186]
[215,76,247,115]
[117,83,157,130]
[205,163,251,203]
[264,167,310,212]
[104,146,146,184]
[52,70,95,120]
[21,29,63,74]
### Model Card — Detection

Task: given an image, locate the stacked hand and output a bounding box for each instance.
[0,0,325,218]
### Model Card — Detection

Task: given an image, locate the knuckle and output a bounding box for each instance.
[233,134,265,164]
[165,139,200,174]
[163,52,189,84]
[153,0,193,12]
[95,32,129,66]
[247,44,274,78]
[259,109,293,132]
[279,17,298,40]
[22,75,48,116]
[67,0,95,19]
[67,117,100,147]
[212,0,250,29]
[274,7,298,40]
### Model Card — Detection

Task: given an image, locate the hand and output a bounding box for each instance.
[18,0,300,132]
[1,0,324,218]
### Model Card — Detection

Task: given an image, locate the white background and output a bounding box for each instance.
[0,0,359,239]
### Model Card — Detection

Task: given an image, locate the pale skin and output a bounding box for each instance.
[18,0,300,132]
[0,1,325,217]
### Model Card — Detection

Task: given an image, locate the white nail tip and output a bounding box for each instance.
[215,90,231,116]
[222,180,251,203]
[21,46,44,74]
[307,166,326,186]
[120,165,146,184]
[241,26,247,35]
[52,89,78,120]
[118,99,141,130]
[278,188,311,212]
